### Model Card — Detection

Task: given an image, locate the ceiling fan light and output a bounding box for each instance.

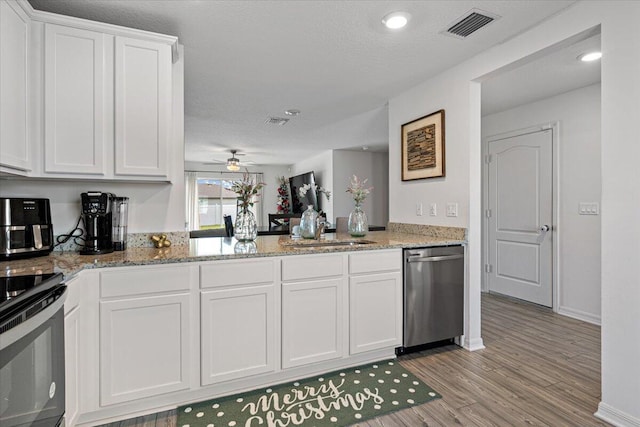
[226,158,240,171]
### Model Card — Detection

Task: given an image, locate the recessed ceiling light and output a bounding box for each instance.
[284,109,301,116]
[382,12,410,30]
[578,51,602,62]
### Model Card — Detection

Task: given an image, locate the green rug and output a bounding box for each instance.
[178,360,441,427]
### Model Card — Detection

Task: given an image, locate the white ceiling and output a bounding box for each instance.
[28,0,579,166]
[482,33,601,116]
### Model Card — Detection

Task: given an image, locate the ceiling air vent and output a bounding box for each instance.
[441,9,500,39]
[264,117,289,126]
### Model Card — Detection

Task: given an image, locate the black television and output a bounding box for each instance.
[289,171,318,214]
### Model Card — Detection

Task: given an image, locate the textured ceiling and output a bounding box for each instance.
[28,0,577,165]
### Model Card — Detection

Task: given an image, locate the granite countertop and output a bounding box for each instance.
[0,230,465,278]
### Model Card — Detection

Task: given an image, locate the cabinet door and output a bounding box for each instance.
[64,304,80,426]
[114,37,171,178]
[63,275,83,426]
[99,293,190,406]
[0,0,30,172]
[349,272,402,354]
[44,24,106,175]
[282,278,344,369]
[201,285,275,385]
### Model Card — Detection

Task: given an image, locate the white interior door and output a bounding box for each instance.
[487,128,553,307]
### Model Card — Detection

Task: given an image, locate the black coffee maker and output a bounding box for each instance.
[80,192,114,255]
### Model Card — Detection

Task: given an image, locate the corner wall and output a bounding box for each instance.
[387,2,640,423]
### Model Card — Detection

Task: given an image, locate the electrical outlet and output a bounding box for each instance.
[416,203,423,216]
[429,203,437,216]
[446,203,458,217]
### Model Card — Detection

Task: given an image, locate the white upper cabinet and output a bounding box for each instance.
[44,24,106,175]
[6,1,178,181]
[115,37,171,178]
[0,0,31,173]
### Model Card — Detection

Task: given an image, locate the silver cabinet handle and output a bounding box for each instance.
[407,254,464,263]
[539,225,550,232]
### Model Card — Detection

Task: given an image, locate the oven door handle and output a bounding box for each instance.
[0,290,67,351]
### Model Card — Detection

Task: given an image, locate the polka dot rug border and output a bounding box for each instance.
[178,359,441,427]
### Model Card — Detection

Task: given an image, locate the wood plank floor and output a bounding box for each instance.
[101,293,607,427]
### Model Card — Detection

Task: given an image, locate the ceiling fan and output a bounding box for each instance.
[203,149,254,170]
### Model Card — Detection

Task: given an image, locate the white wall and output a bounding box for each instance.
[332,150,388,226]
[483,84,602,324]
[185,161,291,226]
[388,2,640,423]
[0,46,186,236]
[290,150,334,220]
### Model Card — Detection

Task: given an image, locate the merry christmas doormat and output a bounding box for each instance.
[178,360,440,427]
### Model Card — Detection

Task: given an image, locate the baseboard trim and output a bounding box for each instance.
[463,337,485,351]
[558,305,601,325]
[595,402,640,427]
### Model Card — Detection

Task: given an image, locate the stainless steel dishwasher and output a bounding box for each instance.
[401,245,464,351]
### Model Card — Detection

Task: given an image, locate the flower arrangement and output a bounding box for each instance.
[298,183,331,201]
[276,176,290,213]
[346,175,373,205]
[231,171,266,211]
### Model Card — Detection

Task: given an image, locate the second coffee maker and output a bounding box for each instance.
[80,192,129,255]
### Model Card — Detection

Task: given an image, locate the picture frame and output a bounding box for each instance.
[401,109,445,181]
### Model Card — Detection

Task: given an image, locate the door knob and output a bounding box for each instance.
[539,225,550,232]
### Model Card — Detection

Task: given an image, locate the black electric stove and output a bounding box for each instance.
[0,272,65,333]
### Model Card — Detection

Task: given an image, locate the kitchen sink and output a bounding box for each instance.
[287,240,376,249]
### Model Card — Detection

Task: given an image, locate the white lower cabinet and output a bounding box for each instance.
[71,249,405,425]
[64,276,83,427]
[348,250,403,355]
[282,278,344,369]
[98,264,194,407]
[99,293,191,405]
[201,284,276,385]
[349,272,403,354]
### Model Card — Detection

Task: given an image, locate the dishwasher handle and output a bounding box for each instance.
[406,254,464,263]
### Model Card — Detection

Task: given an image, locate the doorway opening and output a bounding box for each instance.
[479,29,602,323]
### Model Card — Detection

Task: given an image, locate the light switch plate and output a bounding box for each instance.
[446,203,458,217]
[416,203,423,216]
[579,202,599,215]
[429,203,437,216]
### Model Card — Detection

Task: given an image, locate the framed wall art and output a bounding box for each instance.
[401,109,445,181]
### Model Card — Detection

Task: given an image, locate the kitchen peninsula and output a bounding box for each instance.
[0,227,465,426]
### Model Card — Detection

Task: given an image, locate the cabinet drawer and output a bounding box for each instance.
[349,250,401,274]
[281,254,344,282]
[100,264,192,298]
[200,259,276,289]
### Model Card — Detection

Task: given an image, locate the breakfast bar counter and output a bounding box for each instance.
[0,230,465,278]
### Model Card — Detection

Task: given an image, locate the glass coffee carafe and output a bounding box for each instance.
[111,197,129,251]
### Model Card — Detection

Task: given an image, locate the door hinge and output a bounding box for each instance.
[485,209,492,218]
[485,154,492,164]
[485,264,493,273]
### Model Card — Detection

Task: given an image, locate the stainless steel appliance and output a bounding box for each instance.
[80,191,114,255]
[401,245,464,352]
[0,198,54,260]
[0,272,67,427]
